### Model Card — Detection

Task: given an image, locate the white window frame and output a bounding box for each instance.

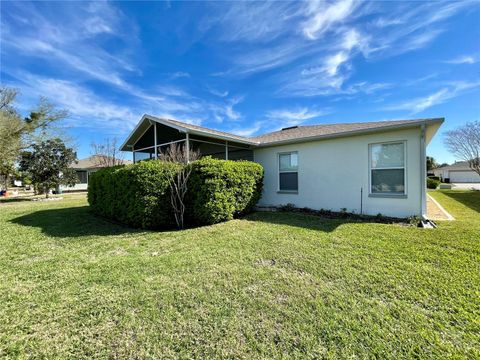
[368,141,407,197]
[278,151,299,193]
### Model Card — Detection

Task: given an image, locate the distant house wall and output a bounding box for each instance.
[60,169,96,192]
[253,127,423,218]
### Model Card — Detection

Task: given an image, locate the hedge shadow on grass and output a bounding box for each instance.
[10,205,141,238]
[246,212,346,232]
[441,190,480,213]
[246,211,409,233]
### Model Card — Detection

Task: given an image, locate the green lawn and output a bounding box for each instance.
[0,191,479,359]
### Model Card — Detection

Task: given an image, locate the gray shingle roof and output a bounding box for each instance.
[71,156,132,169]
[250,119,440,145]
[121,115,444,151]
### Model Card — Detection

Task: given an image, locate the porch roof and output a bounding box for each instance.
[120,115,256,151]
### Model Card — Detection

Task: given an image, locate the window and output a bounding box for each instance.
[370,142,406,195]
[76,171,88,184]
[279,152,298,192]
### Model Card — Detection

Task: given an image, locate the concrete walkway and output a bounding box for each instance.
[427,194,454,221]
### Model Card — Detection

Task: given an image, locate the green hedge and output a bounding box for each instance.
[88,158,264,229]
[88,161,179,229]
[187,157,264,225]
[427,178,440,189]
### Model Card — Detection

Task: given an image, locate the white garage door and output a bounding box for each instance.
[449,170,480,183]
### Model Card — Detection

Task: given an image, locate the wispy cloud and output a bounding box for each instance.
[302,0,360,40]
[444,55,477,64]
[267,107,327,122]
[384,81,480,113]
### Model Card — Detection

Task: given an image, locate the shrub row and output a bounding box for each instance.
[88,157,264,229]
[88,161,179,228]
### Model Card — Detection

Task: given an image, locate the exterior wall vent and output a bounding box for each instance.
[281,126,299,131]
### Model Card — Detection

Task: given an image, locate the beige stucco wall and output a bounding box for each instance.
[253,127,423,218]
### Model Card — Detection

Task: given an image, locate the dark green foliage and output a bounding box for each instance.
[88,161,180,229]
[187,157,264,225]
[89,158,264,228]
[19,138,77,197]
[428,176,441,181]
[427,178,440,189]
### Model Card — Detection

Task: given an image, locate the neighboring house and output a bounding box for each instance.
[60,155,132,192]
[120,115,444,218]
[433,161,480,183]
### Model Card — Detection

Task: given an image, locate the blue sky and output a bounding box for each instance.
[1,1,479,163]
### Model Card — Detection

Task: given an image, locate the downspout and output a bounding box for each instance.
[154,122,158,159]
[225,141,229,160]
[186,132,190,163]
[420,123,427,218]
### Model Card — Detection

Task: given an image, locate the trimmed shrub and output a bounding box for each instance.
[88,161,180,229]
[427,178,440,189]
[187,157,264,225]
[428,176,441,181]
[88,158,264,229]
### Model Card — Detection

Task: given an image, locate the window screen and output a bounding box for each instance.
[279,152,298,191]
[370,142,405,195]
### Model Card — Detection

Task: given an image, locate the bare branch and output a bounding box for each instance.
[444,121,480,175]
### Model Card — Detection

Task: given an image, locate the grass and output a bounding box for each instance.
[0,191,479,359]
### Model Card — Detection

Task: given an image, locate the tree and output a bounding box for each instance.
[160,143,200,229]
[426,156,438,171]
[0,87,69,189]
[444,121,480,176]
[0,88,23,189]
[19,138,78,198]
[90,137,125,167]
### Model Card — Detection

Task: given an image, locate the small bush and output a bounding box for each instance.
[427,178,440,189]
[187,157,264,225]
[428,176,441,181]
[88,161,180,229]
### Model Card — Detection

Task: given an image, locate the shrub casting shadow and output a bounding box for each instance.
[10,205,142,238]
[246,210,409,233]
[441,190,480,213]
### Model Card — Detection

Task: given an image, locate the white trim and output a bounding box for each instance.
[368,140,407,196]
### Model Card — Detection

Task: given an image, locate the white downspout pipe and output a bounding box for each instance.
[154,122,158,159]
[186,133,190,163]
[420,123,427,218]
[225,141,229,160]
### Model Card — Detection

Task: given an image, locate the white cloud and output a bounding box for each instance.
[444,55,477,65]
[302,0,359,40]
[384,81,480,113]
[267,107,327,122]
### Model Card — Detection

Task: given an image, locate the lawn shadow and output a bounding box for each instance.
[440,190,480,213]
[10,205,142,238]
[0,197,37,204]
[245,211,385,233]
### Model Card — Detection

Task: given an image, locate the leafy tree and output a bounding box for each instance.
[0,87,69,189]
[19,138,77,198]
[444,121,480,175]
[426,156,438,171]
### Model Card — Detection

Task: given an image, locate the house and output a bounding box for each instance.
[60,155,132,192]
[433,161,480,183]
[120,115,444,218]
